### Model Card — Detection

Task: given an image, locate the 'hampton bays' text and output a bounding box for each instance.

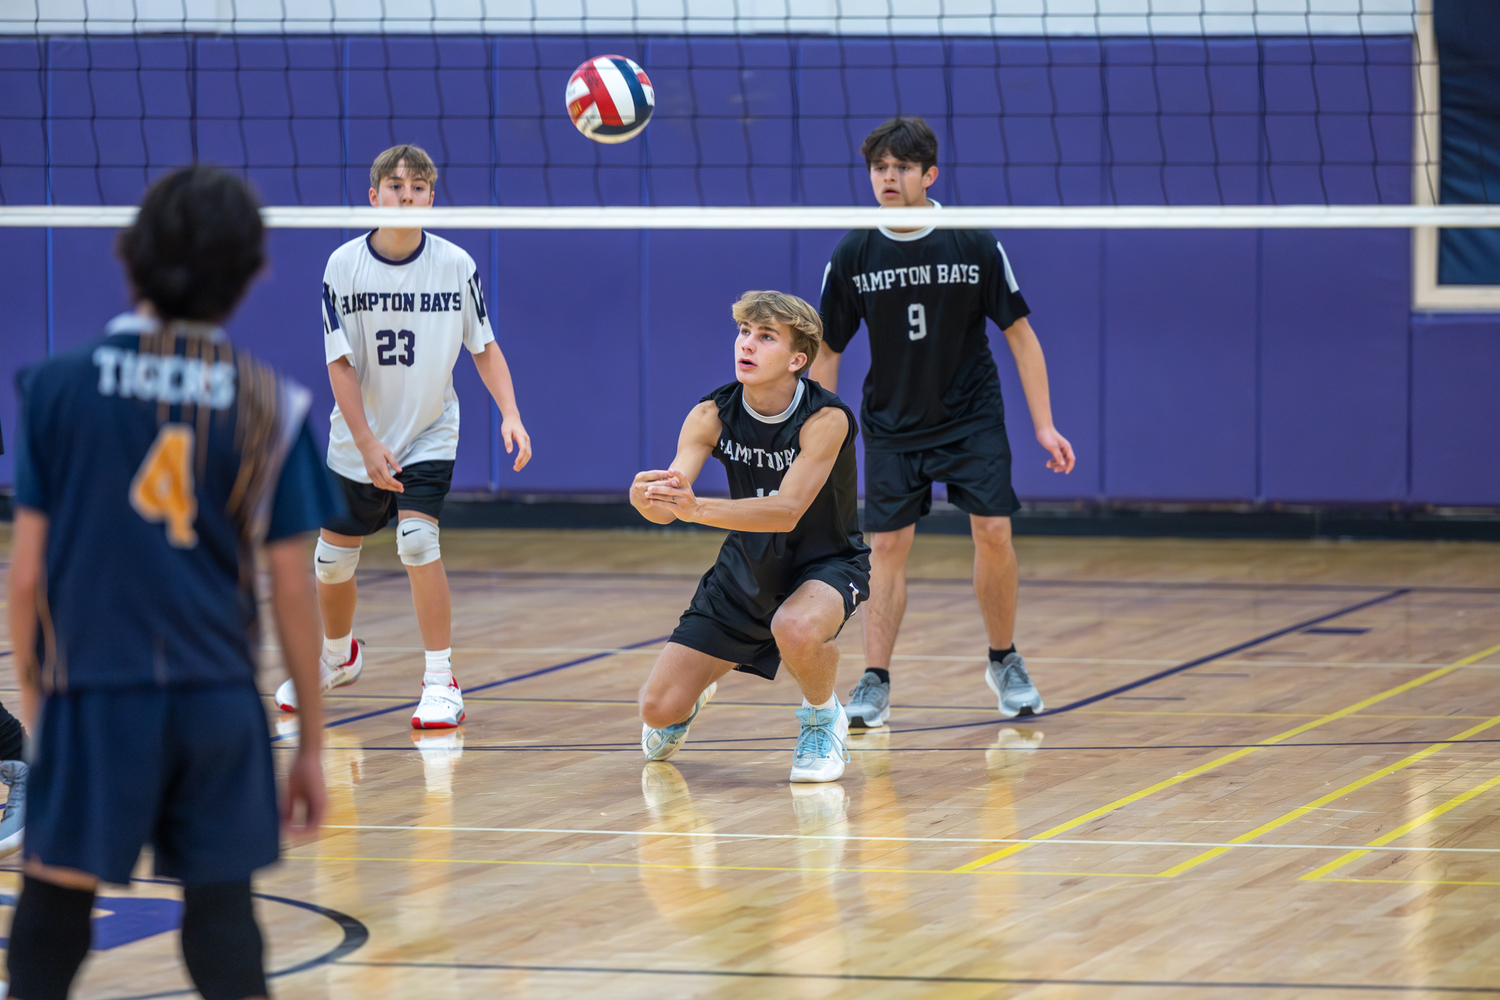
[342,291,462,314]
[719,436,798,472]
[852,263,980,293]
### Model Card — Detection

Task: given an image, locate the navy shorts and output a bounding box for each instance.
[26,683,280,886]
[670,558,869,681]
[862,423,1021,533]
[325,459,454,537]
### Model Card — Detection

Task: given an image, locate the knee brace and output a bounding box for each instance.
[314,538,360,584]
[181,880,267,1000]
[7,875,96,1000]
[395,518,441,567]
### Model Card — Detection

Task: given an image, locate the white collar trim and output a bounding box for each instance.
[742,378,805,424]
[879,198,942,242]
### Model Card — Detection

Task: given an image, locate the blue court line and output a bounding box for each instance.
[271,588,1417,748]
[286,736,1500,754]
[891,587,1414,733]
[0,875,371,1000]
[271,635,671,741]
[328,960,1500,993]
[348,566,1500,595]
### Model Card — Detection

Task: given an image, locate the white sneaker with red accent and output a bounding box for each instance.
[275,640,363,713]
[412,674,465,729]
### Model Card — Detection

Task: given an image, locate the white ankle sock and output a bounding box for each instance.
[802,693,838,712]
[424,649,453,686]
[325,632,353,660]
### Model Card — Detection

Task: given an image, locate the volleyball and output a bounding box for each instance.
[566,55,655,144]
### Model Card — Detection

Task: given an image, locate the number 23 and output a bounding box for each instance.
[376,329,415,366]
[907,303,927,341]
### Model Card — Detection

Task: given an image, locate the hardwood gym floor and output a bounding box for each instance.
[3,527,1499,999]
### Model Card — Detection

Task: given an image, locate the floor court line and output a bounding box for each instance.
[1302,769,1500,883]
[1160,710,1500,877]
[958,588,1413,722]
[316,824,1500,854]
[285,737,1500,753]
[325,959,1500,992]
[948,639,1500,874]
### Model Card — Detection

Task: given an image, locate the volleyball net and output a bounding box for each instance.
[0,1,1496,290]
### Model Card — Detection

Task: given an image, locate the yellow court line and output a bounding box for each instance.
[1159,713,1500,877]
[1301,770,1500,883]
[949,640,1500,875]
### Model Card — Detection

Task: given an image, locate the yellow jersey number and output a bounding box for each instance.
[130,424,199,548]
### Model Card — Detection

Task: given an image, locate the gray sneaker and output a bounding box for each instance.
[845,671,891,729]
[985,652,1043,718]
[0,759,26,859]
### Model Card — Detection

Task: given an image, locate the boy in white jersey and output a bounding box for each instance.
[275,144,532,728]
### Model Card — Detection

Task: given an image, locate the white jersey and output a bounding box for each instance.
[320,231,495,483]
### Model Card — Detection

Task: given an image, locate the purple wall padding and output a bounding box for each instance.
[1410,314,1500,504]
[1259,229,1411,502]
[3,33,1466,505]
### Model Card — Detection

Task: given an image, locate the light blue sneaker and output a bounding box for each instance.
[641,682,716,761]
[845,671,891,729]
[0,759,26,859]
[789,703,850,783]
[985,652,1044,718]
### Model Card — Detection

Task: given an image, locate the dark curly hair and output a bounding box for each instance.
[116,166,265,322]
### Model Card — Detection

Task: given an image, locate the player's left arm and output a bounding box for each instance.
[645,407,848,533]
[7,506,47,731]
[1002,316,1074,474]
[471,343,531,472]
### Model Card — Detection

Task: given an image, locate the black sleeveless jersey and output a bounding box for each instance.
[701,378,869,615]
[820,218,1031,453]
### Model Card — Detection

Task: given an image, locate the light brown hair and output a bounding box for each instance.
[732,290,822,374]
[370,144,438,191]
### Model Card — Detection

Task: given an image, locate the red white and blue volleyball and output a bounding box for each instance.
[566,55,655,144]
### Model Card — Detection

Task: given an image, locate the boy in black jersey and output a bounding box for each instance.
[812,117,1075,727]
[0,420,29,859]
[631,291,870,783]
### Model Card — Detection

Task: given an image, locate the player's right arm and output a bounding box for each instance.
[7,507,46,732]
[813,252,860,393]
[266,535,326,835]
[327,358,404,493]
[630,401,719,525]
[323,265,403,492]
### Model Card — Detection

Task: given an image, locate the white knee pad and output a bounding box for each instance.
[314,539,361,584]
[396,518,441,567]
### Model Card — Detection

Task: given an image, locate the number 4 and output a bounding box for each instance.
[131,424,198,548]
[908,302,927,341]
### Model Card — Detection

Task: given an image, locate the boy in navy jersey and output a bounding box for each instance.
[6,167,335,1000]
[813,117,1076,728]
[632,292,870,783]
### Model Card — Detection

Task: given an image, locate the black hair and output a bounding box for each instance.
[116,166,265,322]
[860,117,939,173]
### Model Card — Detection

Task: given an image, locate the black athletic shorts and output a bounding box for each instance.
[670,557,869,681]
[862,423,1020,533]
[324,459,454,536]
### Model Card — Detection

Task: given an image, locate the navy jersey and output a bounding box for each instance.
[701,378,869,613]
[14,313,340,693]
[820,216,1031,452]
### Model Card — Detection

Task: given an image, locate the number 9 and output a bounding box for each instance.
[908,302,927,341]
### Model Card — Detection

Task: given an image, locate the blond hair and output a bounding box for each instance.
[370,144,438,191]
[731,290,822,374]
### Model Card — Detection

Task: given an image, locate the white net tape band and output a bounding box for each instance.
[2,205,1499,230]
